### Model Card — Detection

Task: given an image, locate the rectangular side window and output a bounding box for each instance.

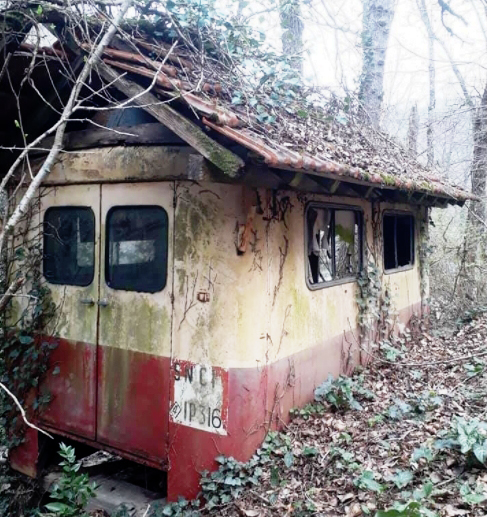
[106,206,168,293]
[43,207,95,286]
[383,213,415,272]
[306,205,362,287]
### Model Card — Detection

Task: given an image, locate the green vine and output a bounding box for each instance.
[356,261,382,345]
[0,207,56,450]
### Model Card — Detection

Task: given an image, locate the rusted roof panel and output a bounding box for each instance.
[89,42,475,203]
[13,26,476,204]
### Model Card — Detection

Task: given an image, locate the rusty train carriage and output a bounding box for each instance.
[1,33,474,501]
[10,141,430,500]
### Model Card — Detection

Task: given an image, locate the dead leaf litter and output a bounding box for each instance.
[207,316,487,517]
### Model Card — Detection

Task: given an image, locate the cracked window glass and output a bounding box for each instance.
[307,206,362,286]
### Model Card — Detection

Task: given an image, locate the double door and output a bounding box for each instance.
[39,183,173,463]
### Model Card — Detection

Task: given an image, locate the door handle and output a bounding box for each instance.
[79,298,95,306]
[98,299,109,307]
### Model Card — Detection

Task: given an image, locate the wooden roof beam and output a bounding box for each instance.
[96,62,244,177]
[330,180,341,194]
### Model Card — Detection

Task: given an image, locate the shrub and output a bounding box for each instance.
[42,443,97,517]
[314,374,374,411]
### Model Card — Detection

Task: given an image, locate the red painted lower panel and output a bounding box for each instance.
[96,346,170,464]
[165,303,423,501]
[167,365,267,500]
[12,303,422,501]
[39,337,96,439]
[9,427,39,478]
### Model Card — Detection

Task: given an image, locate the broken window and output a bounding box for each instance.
[383,213,415,271]
[43,207,95,286]
[106,206,168,293]
[306,205,362,287]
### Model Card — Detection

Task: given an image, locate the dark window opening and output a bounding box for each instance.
[383,214,415,271]
[306,206,362,286]
[106,206,168,293]
[43,207,95,286]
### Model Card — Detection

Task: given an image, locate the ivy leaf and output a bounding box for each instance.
[413,482,433,501]
[19,335,34,345]
[473,441,487,464]
[391,470,413,489]
[283,450,294,468]
[411,447,434,462]
[302,446,318,457]
[463,493,487,504]
[357,471,384,493]
[270,466,280,487]
[45,503,69,512]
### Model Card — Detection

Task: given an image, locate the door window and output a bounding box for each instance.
[43,207,95,286]
[106,206,168,293]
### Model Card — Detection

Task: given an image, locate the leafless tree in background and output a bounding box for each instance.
[279,0,304,77]
[418,0,436,168]
[408,104,419,156]
[359,0,396,128]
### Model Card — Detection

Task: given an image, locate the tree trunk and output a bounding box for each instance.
[359,0,395,128]
[461,82,487,304]
[279,0,304,77]
[469,83,487,228]
[418,0,436,168]
[408,104,419,156]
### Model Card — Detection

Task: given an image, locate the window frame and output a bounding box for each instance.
[105,204,169,294]
[382,210,416,275]
[304,202,364,291]
[43,206,96,287]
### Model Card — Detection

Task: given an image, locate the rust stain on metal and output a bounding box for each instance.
[237,206,257,254]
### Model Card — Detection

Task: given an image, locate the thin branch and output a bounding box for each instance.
[0,381,53,439]
[0,0,134,255]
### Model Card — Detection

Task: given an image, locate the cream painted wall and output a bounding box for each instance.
[29,147,425,372]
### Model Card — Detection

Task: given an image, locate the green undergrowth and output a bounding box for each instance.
[8,319,487,517]
[41,443,98,517]
[26,364,487,517]
[151,370,487,517]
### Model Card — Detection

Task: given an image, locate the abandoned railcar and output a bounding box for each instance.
[2,35,474,501]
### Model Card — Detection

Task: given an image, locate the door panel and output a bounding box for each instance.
[39,185,100,439]
[97,183,173,461]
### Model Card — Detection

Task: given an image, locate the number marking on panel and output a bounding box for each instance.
[170,360,228,435]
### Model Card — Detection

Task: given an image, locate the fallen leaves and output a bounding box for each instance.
[207,315,487,517]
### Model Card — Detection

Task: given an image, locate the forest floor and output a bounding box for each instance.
[3,315,487,517]
[204,315,487,517]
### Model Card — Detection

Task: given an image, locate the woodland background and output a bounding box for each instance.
[0,1,486,516]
